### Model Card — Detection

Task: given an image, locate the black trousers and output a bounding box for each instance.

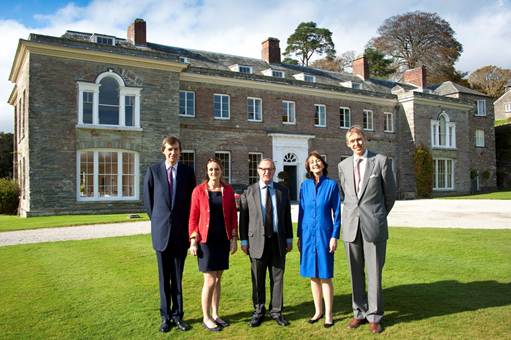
[155,248,187,319]
[250,234,285,318]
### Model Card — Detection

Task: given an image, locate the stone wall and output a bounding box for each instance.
[495,124,511,189]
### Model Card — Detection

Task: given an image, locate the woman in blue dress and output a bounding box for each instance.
[297,151,341,328]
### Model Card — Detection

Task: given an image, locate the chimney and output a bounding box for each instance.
[262,38,281,64]
[352,55,369,80]
[128,18,146,46]
[403,66,427,89]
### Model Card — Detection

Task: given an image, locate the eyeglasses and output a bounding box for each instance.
[258,167,274,172]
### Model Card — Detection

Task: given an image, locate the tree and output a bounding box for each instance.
[364,47,395,79]
[310,50,355,72]
[0,133,13,178]
[468,65,511,98]
[284,21,336,67]
[282,57,299,65]
[371,11,463,83]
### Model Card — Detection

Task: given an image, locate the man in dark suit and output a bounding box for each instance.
[338,126,397,334]
[239,158,293,327]
[143,136,196,333]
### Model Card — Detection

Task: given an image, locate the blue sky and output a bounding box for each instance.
[1,0,510,132]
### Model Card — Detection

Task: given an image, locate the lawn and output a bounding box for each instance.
[1,228,510,339]
[0,213,149,232]
[435,190,511,200]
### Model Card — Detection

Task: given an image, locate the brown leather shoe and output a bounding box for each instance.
[369,322,383,334]
[347,318,367,329]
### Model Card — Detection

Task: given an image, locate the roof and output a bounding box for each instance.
[433,81,487,97]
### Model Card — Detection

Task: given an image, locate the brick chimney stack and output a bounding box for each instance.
[262,38,281,64]
[352,55,369,80]
[403,66,427,89]
[128,18,146,46]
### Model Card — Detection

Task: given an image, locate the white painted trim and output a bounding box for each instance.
[213,93,230,120]
[179,90,196,117]
[247,97,263,122]
[314,104,326,127]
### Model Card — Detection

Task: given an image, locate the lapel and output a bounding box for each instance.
[275,183,282,232]
[358,151,376,199]
[159,161,171,208]
[252,183,263,223]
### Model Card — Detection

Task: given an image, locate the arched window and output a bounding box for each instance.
[431,112,456,148]
[77,71,141,129]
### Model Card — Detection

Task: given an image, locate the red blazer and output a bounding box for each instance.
[189,182,238,243]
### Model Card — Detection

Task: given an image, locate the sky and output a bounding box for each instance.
[1,0,510,133]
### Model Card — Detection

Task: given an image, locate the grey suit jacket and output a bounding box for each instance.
[338,150,396,243]
[239,182,293,259]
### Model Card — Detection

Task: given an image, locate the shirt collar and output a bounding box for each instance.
[354,149,368,162]
[259,180,273,190]
[165,161,178,171]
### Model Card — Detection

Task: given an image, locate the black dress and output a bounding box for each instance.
[198,191,230,272]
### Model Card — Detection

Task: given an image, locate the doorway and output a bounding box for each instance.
[283,165,297,201]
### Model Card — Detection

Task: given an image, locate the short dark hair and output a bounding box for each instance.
[160,136,182,152]
[305,151,328,178]
[345,125,366,143]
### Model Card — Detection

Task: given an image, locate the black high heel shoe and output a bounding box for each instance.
[308,314,324,324]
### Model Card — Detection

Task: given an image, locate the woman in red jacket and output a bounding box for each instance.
[189,158,238,332]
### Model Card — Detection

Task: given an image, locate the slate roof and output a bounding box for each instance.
[432,81,487,97]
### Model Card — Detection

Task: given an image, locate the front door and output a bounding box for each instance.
[283,165,297,201]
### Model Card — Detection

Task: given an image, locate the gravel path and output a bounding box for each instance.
[1,199,510,247]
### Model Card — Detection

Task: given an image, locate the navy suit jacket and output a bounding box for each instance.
[144,161,196,253]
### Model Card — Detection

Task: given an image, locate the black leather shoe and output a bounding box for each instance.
[159,318,172,333]
[202,322,222,332]
[272,315,290,326]
[324,321,334,328]
[214,318,230,327]
[172,317,190,331]
[249,315,263,327]
[308,314,323,324]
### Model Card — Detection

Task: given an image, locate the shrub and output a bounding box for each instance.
[0,178,20,214]
[414,144,433,198]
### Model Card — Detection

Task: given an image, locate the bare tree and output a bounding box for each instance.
[310,51,355,72]
[371,11,463,83]
[468,65,511,98]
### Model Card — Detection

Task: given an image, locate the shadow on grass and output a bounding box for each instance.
[384,280,511,326]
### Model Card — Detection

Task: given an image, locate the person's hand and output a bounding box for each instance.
[241,244,249,255]
[296,238,301,252]
[329,238,337,254]
[230,238,238,255]
[189,239,198,256]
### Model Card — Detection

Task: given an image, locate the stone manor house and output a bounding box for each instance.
[8,19,496,216]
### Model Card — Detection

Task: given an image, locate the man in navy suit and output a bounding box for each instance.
[144,136,196,333]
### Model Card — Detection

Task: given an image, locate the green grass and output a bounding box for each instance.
[0,213,149,232]
[1,227,510,339]
[495,118,511,127]
[435,190,511,200]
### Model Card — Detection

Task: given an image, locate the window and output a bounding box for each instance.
[363,110,373,130]
[179,91,195,117]
[229,64,253,74]
[247,97,262,122]
[92,34,115,46]
[321,154,327,162]
[352,82,362,90]
[293,73,315,82]
[248,153,262,185]
[215,151,231,183]
[431,112,456,148]
[77,150,139,201]
[180,150,195,170]
[179,56,190,64]
[339,107,350,129]
[384,112,394,132]
[282,100,296,124]
[314,104,326,127]
[433,158,454,190]
[213,94,230,119]
[475,129,485,147]
[476,100,487,116]
[504,103,511,113]
[77,72,141,128]
[272,70,284,78]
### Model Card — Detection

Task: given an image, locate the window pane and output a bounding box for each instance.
[83,92,93,124]
[215,152,230,182]
[125,96,134,126]
[98,151,118,197]
[122,152,135,197]
[79,151,94,197]
[248,153,262,185]
[180,151,195,170]
[99,77,119,125]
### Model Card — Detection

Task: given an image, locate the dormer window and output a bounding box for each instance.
[352,82,362,90]
[340,81,362,89]
[91,34,115,46]
[262,69,285,78]
[179,56,190,64]
[294,73,315,83]
[229,64,253,74]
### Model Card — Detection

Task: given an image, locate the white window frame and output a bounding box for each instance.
[215,151,231,183]
[340,106,351,129]
[229,64,253,74]
[282,100,296,125]
[213,94,230,120]
[433,158,455,191]
[384,112,394,132]
[476,100,487,116]
[77,71,142,130]
[180,150,195,170]
[363,109,374,131]
[91,34,116,46]
[76,149,140,201]
[179,56,190,64]
[272,70,284,78]
[314,104,326,127]
[248,152,263,185]
[504,103,511,113]
[293,73,316,83]
[431,112,456,149]
[247,97,263,122]
[475,129,485,147]
[179,91,195,117]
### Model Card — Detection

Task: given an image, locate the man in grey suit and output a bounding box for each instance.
[338,126,397,334]
[239,158,293,327]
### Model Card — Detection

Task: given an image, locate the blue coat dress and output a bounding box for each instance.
[298,176,341,279]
